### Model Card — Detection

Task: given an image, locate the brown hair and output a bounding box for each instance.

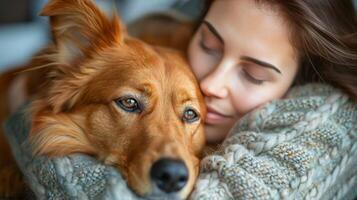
[201,0,357,100]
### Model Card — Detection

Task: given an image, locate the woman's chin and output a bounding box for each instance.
[204,124,232,144]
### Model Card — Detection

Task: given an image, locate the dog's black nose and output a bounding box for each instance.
[150,158,189,193]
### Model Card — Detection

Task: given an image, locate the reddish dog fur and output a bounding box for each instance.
[0,0,206,199]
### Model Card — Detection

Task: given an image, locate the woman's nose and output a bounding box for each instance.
[200,67,229,98]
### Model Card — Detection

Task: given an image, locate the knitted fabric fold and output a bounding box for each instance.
[4,83,356,200]
[4,108,141,199]
[190,84,357,200]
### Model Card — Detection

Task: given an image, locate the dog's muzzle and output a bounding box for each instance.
[150,158,189,194]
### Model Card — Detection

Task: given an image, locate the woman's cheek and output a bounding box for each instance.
[189,44,212,81]
[188,37,216,80]
[232,83,291,116]
[231,87,269,115]
[188,40,200,78]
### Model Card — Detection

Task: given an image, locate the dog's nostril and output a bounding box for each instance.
[161,172,170,182]
[150,158,189,193]
[179,176,188,184]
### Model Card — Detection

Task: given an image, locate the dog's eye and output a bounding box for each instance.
[115,97,141,113]
[183,108,199,123]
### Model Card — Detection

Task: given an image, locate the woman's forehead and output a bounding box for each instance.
[205,0,298,72]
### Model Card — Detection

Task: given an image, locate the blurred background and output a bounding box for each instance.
[0,0,356,72]
[0,0,203,72]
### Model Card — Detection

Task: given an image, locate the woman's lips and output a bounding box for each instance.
[205,107,233,124]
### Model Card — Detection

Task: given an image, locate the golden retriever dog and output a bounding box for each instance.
[0,0,206,199]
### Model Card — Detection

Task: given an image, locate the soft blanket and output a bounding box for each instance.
[4,83,357,200]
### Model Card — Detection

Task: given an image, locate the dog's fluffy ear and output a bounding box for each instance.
[40,0,124,65]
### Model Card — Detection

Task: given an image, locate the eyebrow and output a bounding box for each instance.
[203,20,281,75]
[241,56,282,74]
[202,20,224,44]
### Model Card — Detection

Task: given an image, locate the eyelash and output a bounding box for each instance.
[199,40,219,55]
[242,70,265,85]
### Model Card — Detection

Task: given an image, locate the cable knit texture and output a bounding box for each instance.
[4,83,357,200]
[190,84,357,200]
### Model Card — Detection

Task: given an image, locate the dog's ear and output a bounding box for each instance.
[39,0,125,112]
[40,0,124,65]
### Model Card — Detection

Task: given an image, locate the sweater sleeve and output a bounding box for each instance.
[190,84,357,200]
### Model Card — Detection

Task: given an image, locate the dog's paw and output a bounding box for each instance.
[0,165,25,198]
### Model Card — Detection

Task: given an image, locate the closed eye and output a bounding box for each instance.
[241,69,265,85]
[199,40,219,55]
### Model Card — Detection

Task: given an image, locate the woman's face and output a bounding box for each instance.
[188,0,299,143]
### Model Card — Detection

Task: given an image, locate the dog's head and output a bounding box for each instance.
[29,0,206,199]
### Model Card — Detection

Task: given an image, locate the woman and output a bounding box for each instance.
[189,0,357,199]
[5,0,357,199]
[189,0,356,144]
